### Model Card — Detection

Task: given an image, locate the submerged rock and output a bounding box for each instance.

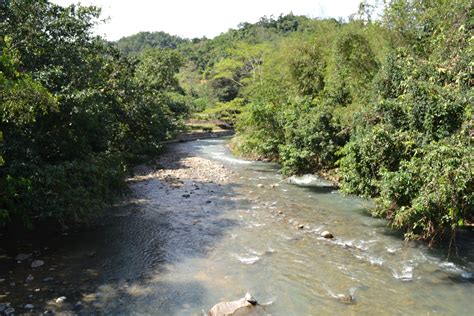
[15,253,32,261]
[321,231,334,239]
[208,292,266,316]
[336,294,354,304]
[24,304,34,310]
[26,274,34,282]
[31,260,44,268]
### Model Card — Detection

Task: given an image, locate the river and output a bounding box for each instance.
[1,137,473,315]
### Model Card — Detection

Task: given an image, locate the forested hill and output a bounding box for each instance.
[116,31,188,56]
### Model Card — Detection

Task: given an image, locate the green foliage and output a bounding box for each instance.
[221,1,473,244]
[338,125,414,196]
[235,102,283,158]
[375,134,473,243]
[289,44,326,98]
[201,98,245,126]
[336,0,473,243]
[0,0,187,229]
[116,31,188,56]
[278,102,342,175]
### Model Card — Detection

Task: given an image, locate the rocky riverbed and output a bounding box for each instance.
[0,145,235,315]
[1,138,473,315]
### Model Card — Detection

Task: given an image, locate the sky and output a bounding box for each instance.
[50,0,363,41]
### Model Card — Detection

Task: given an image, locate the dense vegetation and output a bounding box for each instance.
[123,2,470,244]
[0,0,187,228]
[1,0,472,245]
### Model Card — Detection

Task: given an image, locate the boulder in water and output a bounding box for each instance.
[208,292,266,316]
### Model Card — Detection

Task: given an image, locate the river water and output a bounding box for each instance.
[1,138,473,315]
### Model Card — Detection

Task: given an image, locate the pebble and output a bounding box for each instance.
[257,184,264,188]
[4,307,15,315]
[321,231,334,239]
[55,296,66,304]
[0,304,6,312]
[42,277,54,282]
[26,274,34,282]
[31,260,44,268]
[24,304,34,309]
[337,294,354,304]
[297,224,305,229]
[0,278,5,283]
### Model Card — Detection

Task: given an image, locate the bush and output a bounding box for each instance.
[1,154,127,227]
[338,125,414,196]
[279,102,342,175]
[374,134,473,243]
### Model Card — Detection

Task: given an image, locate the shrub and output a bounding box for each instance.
[375,134,473,243]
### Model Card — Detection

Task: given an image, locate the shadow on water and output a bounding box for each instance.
[300,185,338,194]
[0,161,247,314]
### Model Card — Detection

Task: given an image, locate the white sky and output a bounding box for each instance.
[50,0,363,40]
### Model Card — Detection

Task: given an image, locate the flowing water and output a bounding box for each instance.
[1,138,473,315]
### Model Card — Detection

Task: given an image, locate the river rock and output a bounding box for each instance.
[4,307,15,315]
[24,304,34,309]
[15,253,32,261]
[31,260,44,268]
[336,294,354,304]
[297,224,305,229]
[26,274,34,282]
[321,231,334,239]
[0,303,6,312]
[208,292,265,316]
[257,184,264,188]
[55,296,66,304]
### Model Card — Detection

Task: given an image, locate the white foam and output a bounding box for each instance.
[236,255,260,265]
[439,262,473,279]
[386,247,399,254]
[392,265,414,281]
[287,174,334,187]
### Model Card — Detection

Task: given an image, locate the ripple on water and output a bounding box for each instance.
[438,262,474,280]
[234,254,260,265]
[392,264,414,281]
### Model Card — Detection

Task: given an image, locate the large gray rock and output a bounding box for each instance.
[208,293,267,316]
